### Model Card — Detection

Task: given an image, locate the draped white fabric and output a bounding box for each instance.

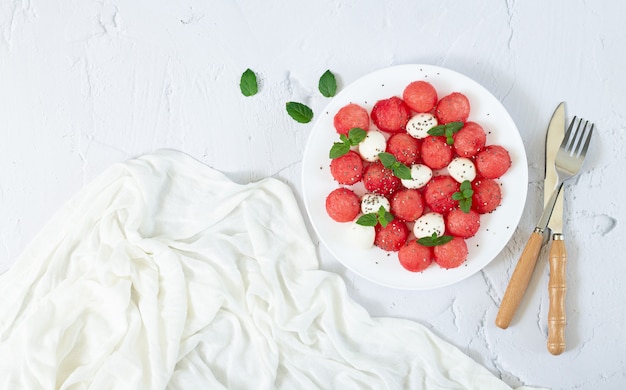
[0,150,528,389]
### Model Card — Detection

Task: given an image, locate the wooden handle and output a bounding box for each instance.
[496,231,544,329]
[547,237,567,355]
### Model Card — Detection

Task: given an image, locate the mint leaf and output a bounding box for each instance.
[452,180,473,213]
[459,198,472,213]
[377,152,412,180]
[329,128,367,159]
[460,181,473,196]
[329,143,350,159]
[459,180,474,198]
[318,70,337,98]
[356,206,394,228]
[393,164,412,180]
[378,152,397,167]
[347,128,366,144]
[451,192,465,201]
[427,121,464,144]
[356,213,377,227]
[286,102,313,123]
[417,232,454,247]
[377,206,394,228]
[445,121,464,133]
[427,126,446,137]
[240,68,258,97]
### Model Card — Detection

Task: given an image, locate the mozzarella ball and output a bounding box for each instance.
[346,221,376,249]
[401,164,433,189]
[361,193,390,214]
[413,212,445,239]
[358,130,386,162]
[447,157,477,183]
[406,113,438,139]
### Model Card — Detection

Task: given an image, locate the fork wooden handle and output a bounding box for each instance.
[496,230,544,329]
[547,236,567,355]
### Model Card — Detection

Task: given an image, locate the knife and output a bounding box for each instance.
[545,103,567,355]
[495,103,565,330]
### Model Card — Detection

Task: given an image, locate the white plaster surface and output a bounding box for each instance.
[0,1,624,388]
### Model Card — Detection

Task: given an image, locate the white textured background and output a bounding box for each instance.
[1,1,624,388]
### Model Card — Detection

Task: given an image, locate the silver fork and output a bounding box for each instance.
[543,117,593,354]
[496,116,594,329]
[539,117,594,228]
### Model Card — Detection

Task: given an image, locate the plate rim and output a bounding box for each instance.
[301,63,528,290]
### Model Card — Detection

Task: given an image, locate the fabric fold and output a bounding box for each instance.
[0,149,533,389]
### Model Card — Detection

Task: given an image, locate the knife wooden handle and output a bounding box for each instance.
[547,236,567,355]
[496,230,544,329]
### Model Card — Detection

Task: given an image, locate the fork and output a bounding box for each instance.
[495,117,594,330]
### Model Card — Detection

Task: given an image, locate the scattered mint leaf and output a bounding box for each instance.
[377,152,412,180]
[356,206,394,228]
[318,70,337,97]
[427,121,464,145]
[286,101,314,123]
[329,127,367,159]
[452,180,474,213]
[417,232,454,247]
[239,68,258,97]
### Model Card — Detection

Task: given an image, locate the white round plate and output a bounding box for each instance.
[301,64,528,290]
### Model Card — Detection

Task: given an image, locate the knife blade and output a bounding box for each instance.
[495,103,565,329]
[545,103,567,355]
[545,103,565,232]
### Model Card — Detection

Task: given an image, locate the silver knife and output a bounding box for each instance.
[545,103,567,355]
[496,103,565,329]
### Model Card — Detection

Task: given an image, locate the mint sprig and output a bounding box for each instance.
[329,128,367,158]
[378,152,412,180]
[427,121,464,145]
[239,68,258,97]
[286,102,314,123]
[356,205,394,228]
[318,70,337,98]
[452,180,474,213]
[417,232,454,247]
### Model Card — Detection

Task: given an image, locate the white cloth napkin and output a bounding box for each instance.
[0,150,537,389]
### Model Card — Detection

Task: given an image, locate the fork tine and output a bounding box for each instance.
[579,123,594,157]
[562,116,577,149]
[572,120,588,157]
[563,117,592,157]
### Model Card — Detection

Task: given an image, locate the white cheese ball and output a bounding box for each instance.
[361,193,390,214]
[447,157,477,183]
[413,212,445,239]
[358,130,386,162]
[401,164,433,189]
[406,113,438,139]
[346,221,376,249]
